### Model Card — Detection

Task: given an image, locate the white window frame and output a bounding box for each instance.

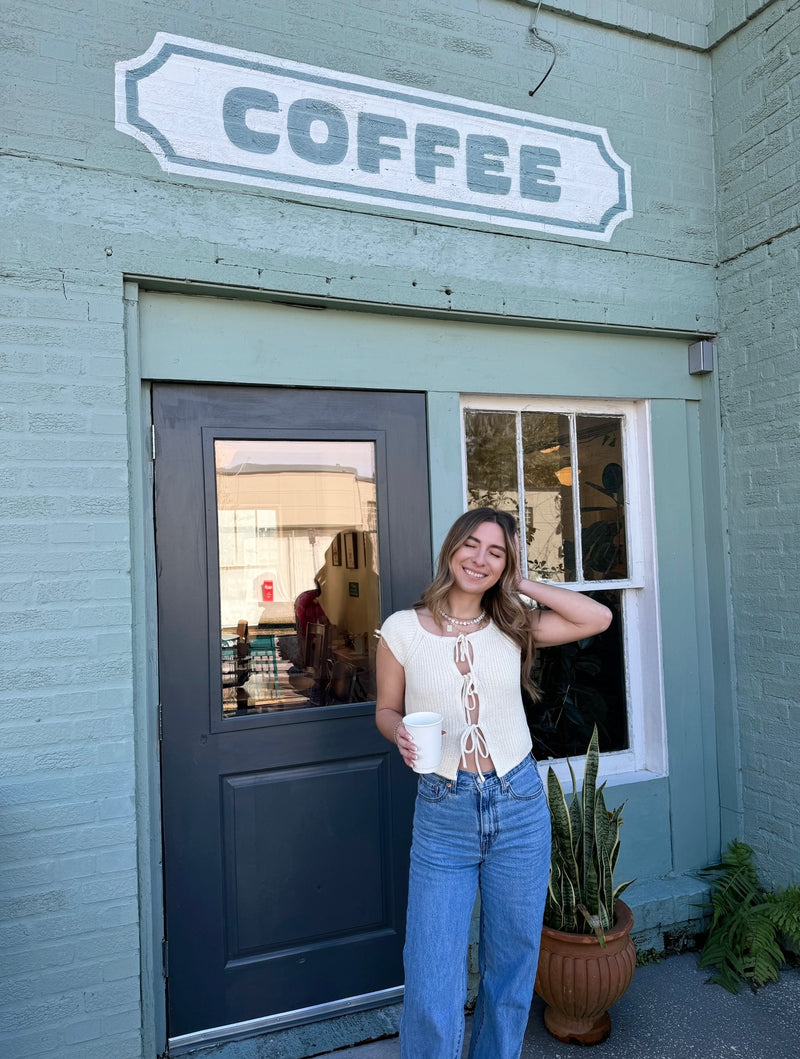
[461,395,667,786]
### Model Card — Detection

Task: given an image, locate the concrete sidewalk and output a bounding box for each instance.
[324,953,800,1059]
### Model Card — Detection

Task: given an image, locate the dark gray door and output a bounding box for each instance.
[153,384,430,1040]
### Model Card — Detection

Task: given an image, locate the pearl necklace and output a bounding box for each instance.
[439,609,486,633]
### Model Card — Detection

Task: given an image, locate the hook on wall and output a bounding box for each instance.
[528,1,557,98]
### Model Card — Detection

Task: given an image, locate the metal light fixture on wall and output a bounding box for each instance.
[688,340,714,375]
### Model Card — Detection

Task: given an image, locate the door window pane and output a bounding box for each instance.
[215,440,380,716]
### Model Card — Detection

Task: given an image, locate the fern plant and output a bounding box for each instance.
[544,725,632,945]
[699,839,800,993]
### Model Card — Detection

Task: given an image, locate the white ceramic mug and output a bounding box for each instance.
[403,712,444,773]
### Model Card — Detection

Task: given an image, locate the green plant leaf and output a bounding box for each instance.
[581,728,599,901]
[699,841,795,993]
[544,725,626,936]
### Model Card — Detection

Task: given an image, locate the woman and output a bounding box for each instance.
[375,508,612,1059]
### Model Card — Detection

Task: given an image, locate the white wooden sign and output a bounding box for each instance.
[116,34,632,241]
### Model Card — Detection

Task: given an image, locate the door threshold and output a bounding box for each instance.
[168,986,404,1054]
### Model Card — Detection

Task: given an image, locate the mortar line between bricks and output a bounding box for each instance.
[718,220,800,266]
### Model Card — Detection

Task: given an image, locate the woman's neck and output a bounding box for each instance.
[442,590,484,620]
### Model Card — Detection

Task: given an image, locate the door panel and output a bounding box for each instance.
[222,757,389,959]
[153,384,430,1040]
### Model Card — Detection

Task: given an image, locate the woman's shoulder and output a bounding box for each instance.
[380,609,419,635]
[378,609,424,666]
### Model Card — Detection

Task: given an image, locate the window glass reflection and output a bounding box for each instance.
[521,412,572,581]
[576,416,627,580]
[215,440,380,716]
[529,589,628,759]
[464,410,519,522]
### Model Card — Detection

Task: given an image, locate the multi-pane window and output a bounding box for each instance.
[463,399,664,774]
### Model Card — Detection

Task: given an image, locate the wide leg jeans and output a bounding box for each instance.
[399,755,551,1059]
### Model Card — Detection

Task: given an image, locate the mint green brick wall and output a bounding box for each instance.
[712,0,800,887]
[0,275,142,1059]
[0,2,766,1057]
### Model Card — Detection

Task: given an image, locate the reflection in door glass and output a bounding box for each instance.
[215,440,380,716]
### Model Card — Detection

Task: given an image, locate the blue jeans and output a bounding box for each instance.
[400,755,551,1059]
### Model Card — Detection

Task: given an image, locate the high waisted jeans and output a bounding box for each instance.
[400,754,551,1059]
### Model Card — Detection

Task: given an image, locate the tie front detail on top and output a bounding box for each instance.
[379,610,533,780]
[454,633,490,779]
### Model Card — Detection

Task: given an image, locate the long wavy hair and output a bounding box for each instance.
[417,507,540,700]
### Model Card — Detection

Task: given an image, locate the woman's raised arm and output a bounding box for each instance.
[518,577,612,648]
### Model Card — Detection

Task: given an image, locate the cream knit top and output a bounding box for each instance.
[379,609,533,780]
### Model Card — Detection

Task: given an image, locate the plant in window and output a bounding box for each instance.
[580,461,626,579]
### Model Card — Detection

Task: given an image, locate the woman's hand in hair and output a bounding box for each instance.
[512,534,526,586]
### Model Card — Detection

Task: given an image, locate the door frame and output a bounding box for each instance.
[124,280,449,1057]
[124,282,168,1058]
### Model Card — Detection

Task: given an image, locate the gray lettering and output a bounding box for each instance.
[222,87,280,154]
[287,99,349,165]
[466,135,510,196]
[357,113,407,173]
[519,145,562,201]
[415,123,459,183]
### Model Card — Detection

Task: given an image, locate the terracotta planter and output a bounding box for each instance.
[534,899,636,1045]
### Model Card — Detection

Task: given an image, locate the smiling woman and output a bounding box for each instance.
[374,507,611,1059]
[449,523,508,597]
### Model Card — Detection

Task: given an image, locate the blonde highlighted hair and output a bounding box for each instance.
[417,508,539,700]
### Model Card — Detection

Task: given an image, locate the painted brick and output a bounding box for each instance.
[705,4,798,890]
[0,264,138,1058]
[0,3,794,1057]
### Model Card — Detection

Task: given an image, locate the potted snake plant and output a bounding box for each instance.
[534,726,636,1045]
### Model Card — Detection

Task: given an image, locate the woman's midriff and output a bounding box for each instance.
[461,744,495,773]
[453,640,493,773]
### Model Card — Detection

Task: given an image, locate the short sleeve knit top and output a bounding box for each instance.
[379,609,533,780]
